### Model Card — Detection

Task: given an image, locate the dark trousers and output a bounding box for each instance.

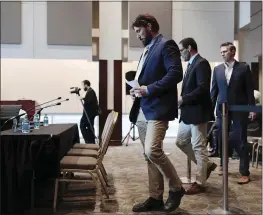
[217,117,250,176]
[80,115,95,144]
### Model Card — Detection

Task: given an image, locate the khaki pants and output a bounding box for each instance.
[176,121,213,185]
[136,110,182,200]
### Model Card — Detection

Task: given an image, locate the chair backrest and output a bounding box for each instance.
[97,111,115,154]
[99,111,114,146]
[98,111,118,163]
[258,138,262,146]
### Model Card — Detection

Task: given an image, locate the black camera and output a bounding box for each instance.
[70,87,81,94]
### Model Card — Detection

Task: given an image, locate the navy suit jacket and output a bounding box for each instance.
[180,54,213,125]
[210,61,255,120]
[129,34,183,122]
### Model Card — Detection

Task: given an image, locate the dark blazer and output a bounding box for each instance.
[129,34,183,123]
[180,54,213,125]
[83,87,99,118]
[210,61,255,120]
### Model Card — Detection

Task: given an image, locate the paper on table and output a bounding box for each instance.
[125,79,140,88]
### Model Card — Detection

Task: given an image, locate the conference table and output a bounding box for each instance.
[0,123,79,214]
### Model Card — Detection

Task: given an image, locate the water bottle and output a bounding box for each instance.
[12,118,18,132]
[22,115,30,133]
[43,114,49,126]
[33,114,40,129]
[19,117,24,127]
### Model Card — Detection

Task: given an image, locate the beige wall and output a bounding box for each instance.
[128,2,234,62]
[1,59,99,113]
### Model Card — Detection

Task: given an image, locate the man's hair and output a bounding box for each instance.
[220,42,236,52]
[131,14,159,33]
[179,37,198,51]
[82,80,91,87]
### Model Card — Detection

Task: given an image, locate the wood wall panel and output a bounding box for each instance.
[98,60,108,139]
[110,60,122,146]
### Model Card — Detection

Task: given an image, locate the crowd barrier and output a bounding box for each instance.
[208,104,262,215]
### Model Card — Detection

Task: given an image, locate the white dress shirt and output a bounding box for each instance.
[135,34,160,81]
[134,46,149,81]
[224,61,235,84]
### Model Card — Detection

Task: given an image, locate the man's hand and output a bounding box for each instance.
[134,85,148,97]
[249,112,256,121]
[130,88,136,101]
[178,96,183,106]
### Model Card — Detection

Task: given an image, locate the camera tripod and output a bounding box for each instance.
[122,123,139,146]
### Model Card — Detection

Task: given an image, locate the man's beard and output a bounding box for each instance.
[141,33,153,47]
[84,87,88,91]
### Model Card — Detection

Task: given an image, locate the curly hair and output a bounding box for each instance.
[131,14,159,33]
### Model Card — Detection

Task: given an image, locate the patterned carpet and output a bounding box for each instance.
[32,139,262,215]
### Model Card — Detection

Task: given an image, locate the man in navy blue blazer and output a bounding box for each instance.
[210,42,255,184]
[175,38,217,195]
[129,14,185,213]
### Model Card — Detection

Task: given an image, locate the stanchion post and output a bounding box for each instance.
[180,156,195,184]
[222,102,229,211]
[187,157,191,180]
[208,103,246,215]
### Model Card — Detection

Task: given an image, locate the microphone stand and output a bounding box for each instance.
[29,102,62,121]
[34,97,62,109]
[37,99,68,119]
[0,113,26,131]
[0,97,62,131]
[75,90,99,144]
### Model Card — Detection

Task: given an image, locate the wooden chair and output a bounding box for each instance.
[53,111,118,212]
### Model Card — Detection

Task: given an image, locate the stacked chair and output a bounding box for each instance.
[248,136,262,168]
[53,110,118,211]
[247,120,262,168]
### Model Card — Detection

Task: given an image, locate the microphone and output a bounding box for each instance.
[28,102,62,122]
[35,102,62,116]
[34,97,62,109]
[22,97,62,117]
[44,102,61,107]
[35,99,67,115]
[0,97,62,130]
[61,98,69,102]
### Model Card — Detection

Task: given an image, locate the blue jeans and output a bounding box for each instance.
[217,117,250,176]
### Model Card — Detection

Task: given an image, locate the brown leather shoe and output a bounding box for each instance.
[207,163,217,179]
[238,176,250,184]
[217,167,223,176]
[185,182,205,195]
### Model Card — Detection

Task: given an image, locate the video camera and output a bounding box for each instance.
[70,87,81,95]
